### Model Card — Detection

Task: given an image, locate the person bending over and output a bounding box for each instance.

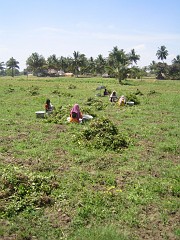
[69,104,83,123]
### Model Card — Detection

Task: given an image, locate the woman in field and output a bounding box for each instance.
[109,91,118,102]
[69,104,83,123]
[103,88,109,96]
[118,95,126,106]
[45,99,54,113]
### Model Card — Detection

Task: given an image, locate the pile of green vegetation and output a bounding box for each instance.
[77,117,128,152]
[28,85,40,96]
[1,166,57,217]
[126,93,140,104]
[85,97,107,111]
[45,105,71,124]
[52,89,73,98]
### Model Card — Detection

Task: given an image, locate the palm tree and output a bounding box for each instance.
[72,51,87,77]
[107,46,130,83]
[87,57,96,75]
[58,56,68,72]
[172,55,180,64]
[26,52,46,76]
[47,54,59,70]
[148,60,157,74]
[0,61,5,76]
[6,57,19,77]
[129,49,140,66]
[156,46,168,62]
[95,54,106,75]
[0,61,4,70]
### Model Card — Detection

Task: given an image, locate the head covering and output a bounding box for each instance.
[46,99,50,105]
[110,91,116,98]
[119,95,126,105]
[70,104,81,120]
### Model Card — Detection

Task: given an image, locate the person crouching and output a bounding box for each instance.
[69,104,83,123]
[118,95,126,106]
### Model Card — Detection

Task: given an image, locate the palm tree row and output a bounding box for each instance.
[1,45,179,80]
[25,47,140,81]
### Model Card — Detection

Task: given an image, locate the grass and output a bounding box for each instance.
[0,76,180,240]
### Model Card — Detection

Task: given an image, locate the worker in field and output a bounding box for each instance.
[69,104,83,123]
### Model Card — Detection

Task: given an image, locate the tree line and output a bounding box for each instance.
[0,46,180,81]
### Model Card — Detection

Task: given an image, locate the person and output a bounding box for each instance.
[118,95,126,106]
[103,88,109,96]
[45,99,54,113]
[69,104,83,123]
[109,91,118,102]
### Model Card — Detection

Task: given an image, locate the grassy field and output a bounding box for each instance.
[0,76,179,240]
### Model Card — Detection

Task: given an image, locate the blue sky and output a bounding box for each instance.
[0,0,180,70]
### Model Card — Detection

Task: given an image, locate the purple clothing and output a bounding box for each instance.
[70,104,81,121]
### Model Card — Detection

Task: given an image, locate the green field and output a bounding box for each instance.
[0,76,180,240]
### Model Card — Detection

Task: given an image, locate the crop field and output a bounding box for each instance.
[0,76,180,240]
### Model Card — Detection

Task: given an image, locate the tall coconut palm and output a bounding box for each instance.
[47,54,59,70]
[72,51,87,77]
[107,46,130,83]
[6,57,19,77]
[26,52,46,75]
[172,55,180,64]
[148,60,157,74]
[156,46,168,62]
[0,61,5,76]
[0,61,4,70]
[129,49,140,66]
[59,56,68,72]
[87,57,96,75]
[95,54,106,75]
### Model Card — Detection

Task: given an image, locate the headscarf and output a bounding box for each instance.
[110,91,116,97]
[70,104,81,120]
[119,95,126,105]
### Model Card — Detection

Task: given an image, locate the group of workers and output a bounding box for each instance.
[45,99,82,123]
[104,89,126,106]
[44,88,126,124]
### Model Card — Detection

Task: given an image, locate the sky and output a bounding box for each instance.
[0,0,180,71]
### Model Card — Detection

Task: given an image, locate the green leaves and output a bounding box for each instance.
[1,166,56,217]
[77,117,128,152]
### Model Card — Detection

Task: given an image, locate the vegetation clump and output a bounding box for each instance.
[126,93,140,104]
[28,85,39,95]
[77,117,128,152]
[45,105,71,124]
[68,84,76,89]
[1,167,57,217]
[134,88,143,95]
[147,90,158,95]
[52,89,73,98]
[85,97,107,110]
